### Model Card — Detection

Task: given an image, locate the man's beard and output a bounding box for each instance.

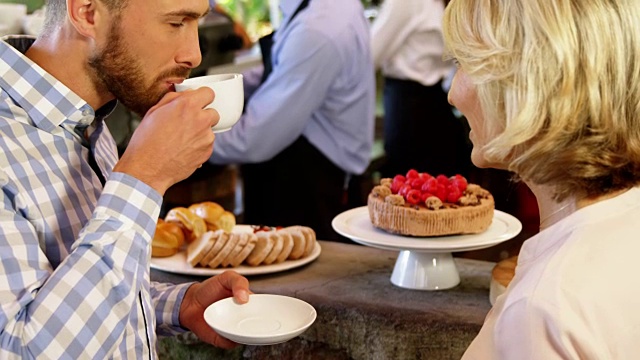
[88,19,191,117]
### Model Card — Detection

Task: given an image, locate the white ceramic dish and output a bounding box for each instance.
[332,207,521,252]
[204,294,317,345]
[332,207,522,290]
[150,225,321,276]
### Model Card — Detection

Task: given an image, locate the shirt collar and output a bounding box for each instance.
[0,36,104,134]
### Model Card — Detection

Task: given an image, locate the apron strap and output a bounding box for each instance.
[258,0,311,83]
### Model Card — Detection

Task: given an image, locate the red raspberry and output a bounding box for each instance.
[436,174,449,186]
[409,177,426,189]
[420,192,434,203]
[419,172,432,180]
[398,184,413,197]
[447,186,462,203]
[434,183,447,202]
[406,169,420,179]
[423,178,439,194]
[406,189,421,205]
[451,177,468,192]
[393,175,406,183]
[390,181,404,194]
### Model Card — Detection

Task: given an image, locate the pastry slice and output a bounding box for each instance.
[285,227,306,260]
[262,232,284,265]
[246,232,275,266]
[275,229,294,263]
[186,231,216,267]
[208,231,241,268]
[221,233,249,267]
[199,230,227,267]
[230,233,258,267]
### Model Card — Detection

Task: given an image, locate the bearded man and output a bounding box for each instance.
[0,0,250,358]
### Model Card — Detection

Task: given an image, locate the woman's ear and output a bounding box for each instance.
[66,0,102,39]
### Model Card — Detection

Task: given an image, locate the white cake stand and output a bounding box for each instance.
[332,207,522,290]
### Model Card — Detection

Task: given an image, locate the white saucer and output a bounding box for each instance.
[204,294,317,345]
[332,207,522,290]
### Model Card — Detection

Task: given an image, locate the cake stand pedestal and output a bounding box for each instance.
[391,251,460,290]
[332,207,522,291]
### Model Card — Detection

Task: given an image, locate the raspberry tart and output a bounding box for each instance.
[367,170,494,236]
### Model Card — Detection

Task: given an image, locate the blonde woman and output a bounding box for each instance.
[444,0,640,358]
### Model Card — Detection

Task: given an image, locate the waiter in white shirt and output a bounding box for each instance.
[371,0,469,178]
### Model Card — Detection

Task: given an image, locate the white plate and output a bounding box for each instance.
[204,294,317,345]
[332,207,522,253]
[150,225,321,276]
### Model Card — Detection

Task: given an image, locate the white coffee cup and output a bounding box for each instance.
[0,3,27,35]
[175,73,244,133]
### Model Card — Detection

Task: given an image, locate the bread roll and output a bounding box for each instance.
[188,202,236,233]
[158,221,186,248]
[189,201,224,224]
[215,211,236,233]
[165,207,207,243]
[152,224,181,257]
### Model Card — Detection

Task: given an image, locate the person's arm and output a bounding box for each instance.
[242,63,265,101]
[0,89,222,357]
[0,172,161,358]
[370,0,412,68]
[210,26,342,164]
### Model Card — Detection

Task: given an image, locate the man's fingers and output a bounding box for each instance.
[215,271,250,303]
[204,108,220,128]
[180,87,216,110]
[146,91,182,114]
[191,318,238,349]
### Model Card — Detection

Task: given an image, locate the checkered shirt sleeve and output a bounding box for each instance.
[0,37,194,359]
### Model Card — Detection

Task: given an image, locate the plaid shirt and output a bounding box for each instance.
[0,37,192,359]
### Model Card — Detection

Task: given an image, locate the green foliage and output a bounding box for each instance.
[0,0,44,13]
[216,0,271,40]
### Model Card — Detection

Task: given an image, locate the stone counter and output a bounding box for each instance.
[152,241,494,359]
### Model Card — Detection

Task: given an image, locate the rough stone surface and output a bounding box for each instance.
[152,241,494,359]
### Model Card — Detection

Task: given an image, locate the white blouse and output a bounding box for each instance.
[464,186,640,359]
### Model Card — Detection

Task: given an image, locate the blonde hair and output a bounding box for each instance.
[443,0,640,201]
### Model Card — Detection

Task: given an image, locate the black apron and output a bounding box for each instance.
[257,0,310,83]
[241,0,362,242]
